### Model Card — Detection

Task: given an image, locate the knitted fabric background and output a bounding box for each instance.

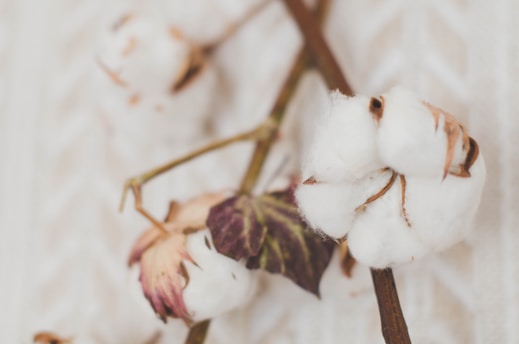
[1,0,517,343]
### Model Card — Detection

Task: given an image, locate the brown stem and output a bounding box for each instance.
[184,320,210,344]
[281,0,411,343]
[239,49,310,193]
[281,0,352,95]
[371,269,412,344]
[239,0,329,194]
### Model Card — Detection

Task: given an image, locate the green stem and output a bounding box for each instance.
[281,0,411,343]
[119,124,267,212]
[238,0,329,194]
[238,49,310,194]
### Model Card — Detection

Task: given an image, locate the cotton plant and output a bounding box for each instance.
[296,86,486,269]
[34,1,487,343]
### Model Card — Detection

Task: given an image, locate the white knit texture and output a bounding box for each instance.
[1,0,517,343]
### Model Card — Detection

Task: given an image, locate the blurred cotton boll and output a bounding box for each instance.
[98,12,217,145]
[302,91,383,184]
[183,229,258,323]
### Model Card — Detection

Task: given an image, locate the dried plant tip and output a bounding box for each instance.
[340,242,356,278]
[399,175,412,227]
[113,13,134,31]
[171,46,207,93]
[464,137,480,173]
[169,26,184,41]
[122,36,137,56]
[369,96,384,122]
[33,332,72,344]
[96,58,127,87]
[303,176,317,185]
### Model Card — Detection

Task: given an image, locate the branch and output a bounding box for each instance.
[280,0,411,343]
[185,1,329,343]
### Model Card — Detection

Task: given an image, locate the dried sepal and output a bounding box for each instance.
[423,101,472,179]
[208,189,335,296]
[129,192,226,324]
[33,332,72,344]
[138,225,195,324]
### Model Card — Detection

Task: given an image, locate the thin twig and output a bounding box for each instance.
[119,121,272,213]
[204,0,275,54]
[280,0,411,343]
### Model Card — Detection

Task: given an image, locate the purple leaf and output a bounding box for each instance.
[207,189,335,297]
[207,195,268,260]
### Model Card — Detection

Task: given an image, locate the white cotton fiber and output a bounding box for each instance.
[404,154,486,252]
[295,181,358,239]
[302,91,383,183]
[347,173,428,269]
[183,229,257,322]
[376,86,466,178]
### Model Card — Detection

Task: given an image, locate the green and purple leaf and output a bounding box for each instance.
[207,189,335,296]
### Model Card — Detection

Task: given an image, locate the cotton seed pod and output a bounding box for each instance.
[301,91,384,184]
[374,86,469,178]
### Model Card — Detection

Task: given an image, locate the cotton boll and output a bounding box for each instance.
[405,154,486,252]
[376,86,467,178]
[183,229,258,322]
[99,13,217,144]
[347,179,429,269]
[302,91,383,183]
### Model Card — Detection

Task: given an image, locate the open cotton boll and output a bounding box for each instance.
[376,86,467,178]
[183,229,258,322]
[347,179,429,269]
[405,154,486,252]
[302,91,383,183]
